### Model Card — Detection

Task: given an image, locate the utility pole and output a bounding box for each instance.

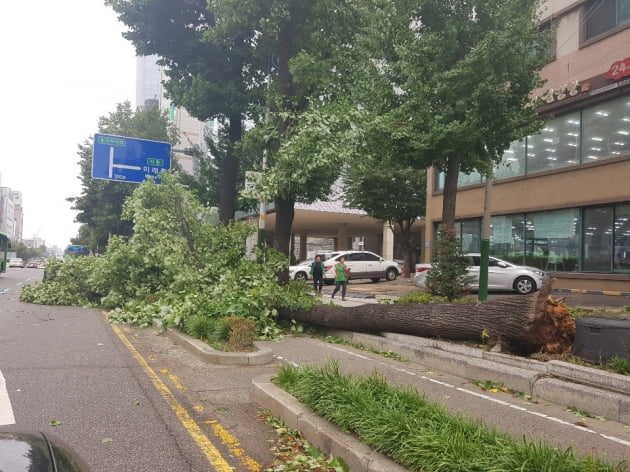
[478,165,493,301]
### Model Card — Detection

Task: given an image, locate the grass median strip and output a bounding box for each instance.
[274,360,627,472]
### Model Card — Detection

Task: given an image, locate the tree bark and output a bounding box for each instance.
[441,152,464,228]
[395,219,414,278]
[218,116,242,224]
[278,279,574,355]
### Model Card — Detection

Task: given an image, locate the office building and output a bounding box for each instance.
[424,0,630,291]
[135,55,209,176]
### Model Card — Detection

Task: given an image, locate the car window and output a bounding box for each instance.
[470,256,480,266]
[363,253,380,261]
[345,252,364,262]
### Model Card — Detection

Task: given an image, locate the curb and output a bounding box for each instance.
[329,330,630,424]
[554,288,630,297]
[152,319,274,365]
[252,374,408,472]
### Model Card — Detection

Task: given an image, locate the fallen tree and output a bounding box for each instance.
[278,279,575,355]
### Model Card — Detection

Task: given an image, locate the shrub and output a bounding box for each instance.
[425,228,474,301]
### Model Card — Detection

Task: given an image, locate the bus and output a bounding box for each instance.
[0,232,9,275]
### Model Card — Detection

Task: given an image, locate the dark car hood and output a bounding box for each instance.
[0,429,90,472]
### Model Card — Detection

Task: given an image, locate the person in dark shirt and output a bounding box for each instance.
[310,254,325,295]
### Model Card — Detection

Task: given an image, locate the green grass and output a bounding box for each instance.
[274,360,627,472]
[606,356,630,375]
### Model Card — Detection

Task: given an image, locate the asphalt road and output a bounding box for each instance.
[1,268,628,471]
[0,268,277,472]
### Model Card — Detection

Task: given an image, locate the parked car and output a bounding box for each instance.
[8,258,25,268]
[0,428,90,471]
[413,253,549,295]
[289,252,339,281]
[322,250,401,284]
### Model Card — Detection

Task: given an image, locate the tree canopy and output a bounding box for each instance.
[349,0,551,227]
[107,0,262,223]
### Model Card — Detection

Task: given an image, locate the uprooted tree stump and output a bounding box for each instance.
[278,278,575,356]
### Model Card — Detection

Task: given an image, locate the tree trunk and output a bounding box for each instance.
[442,152,464,228]
[278,279,575,355]
[218,116,242,224]
[274,197,296,284]
[395,220,413,278]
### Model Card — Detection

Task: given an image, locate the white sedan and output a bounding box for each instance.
[289,260,314,282]
[323,250,401,284]
[414,253,549,295]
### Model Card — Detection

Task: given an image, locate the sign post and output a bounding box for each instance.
[92,134,171,184]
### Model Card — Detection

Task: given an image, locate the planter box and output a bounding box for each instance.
[574,317,630,362]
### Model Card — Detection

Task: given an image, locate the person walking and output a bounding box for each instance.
[309,254,325,295]
[331,255,349,301]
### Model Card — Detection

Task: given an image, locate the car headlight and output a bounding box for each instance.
[532,270,545,277]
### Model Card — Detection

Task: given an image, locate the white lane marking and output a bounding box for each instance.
[0,370,16,425]
[277,344,630,449]
[0,288,10,295]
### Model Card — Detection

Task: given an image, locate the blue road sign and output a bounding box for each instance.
[66,245,86,254]
[92,133,171,184]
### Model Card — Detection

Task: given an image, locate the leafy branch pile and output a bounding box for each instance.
[274,360,627,472]
[20,174,315,339]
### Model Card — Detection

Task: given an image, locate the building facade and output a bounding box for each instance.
[424,0,630,291]
[0,187,22,242]
[135,55,209,176]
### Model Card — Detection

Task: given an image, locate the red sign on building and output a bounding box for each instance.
[605,57,630,80]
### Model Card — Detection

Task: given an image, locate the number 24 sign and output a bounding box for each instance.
[606,57,630,80]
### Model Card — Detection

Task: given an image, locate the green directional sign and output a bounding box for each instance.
[147,158,164,166]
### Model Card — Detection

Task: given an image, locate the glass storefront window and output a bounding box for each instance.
[526,113,580,174]
[435,96,630,190]
[494,140,526,180]
[582,98,630,162]
[583,207,613,271]
[528,209,580,271]
[460,220,481,253]
[490,214,526,263]
[613,204,630,272]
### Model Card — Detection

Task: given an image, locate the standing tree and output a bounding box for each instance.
[68,102,177,251]
[353,0,551,229]
[344,159,426,277]
[207,0,363,261]
[107,0,262,223]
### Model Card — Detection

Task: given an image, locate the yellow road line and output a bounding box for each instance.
[205,420,261,472]
[159,368,188,390]
[110,324,234,472]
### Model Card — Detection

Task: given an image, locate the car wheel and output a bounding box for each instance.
[294,271,307,282]
[385,268,398,281]
[370,277,380,283]
[514,276,535,295]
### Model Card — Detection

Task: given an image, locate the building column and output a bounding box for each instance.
[337,224,349,250]
[382,224,394,260]
[299,233,307,261]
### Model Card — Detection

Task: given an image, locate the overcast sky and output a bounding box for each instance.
[0,1,137,249]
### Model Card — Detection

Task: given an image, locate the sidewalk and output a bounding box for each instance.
[341,277,630,309]
[156,290,630,471]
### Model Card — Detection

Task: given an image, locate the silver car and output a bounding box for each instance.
[414,253,549,295]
